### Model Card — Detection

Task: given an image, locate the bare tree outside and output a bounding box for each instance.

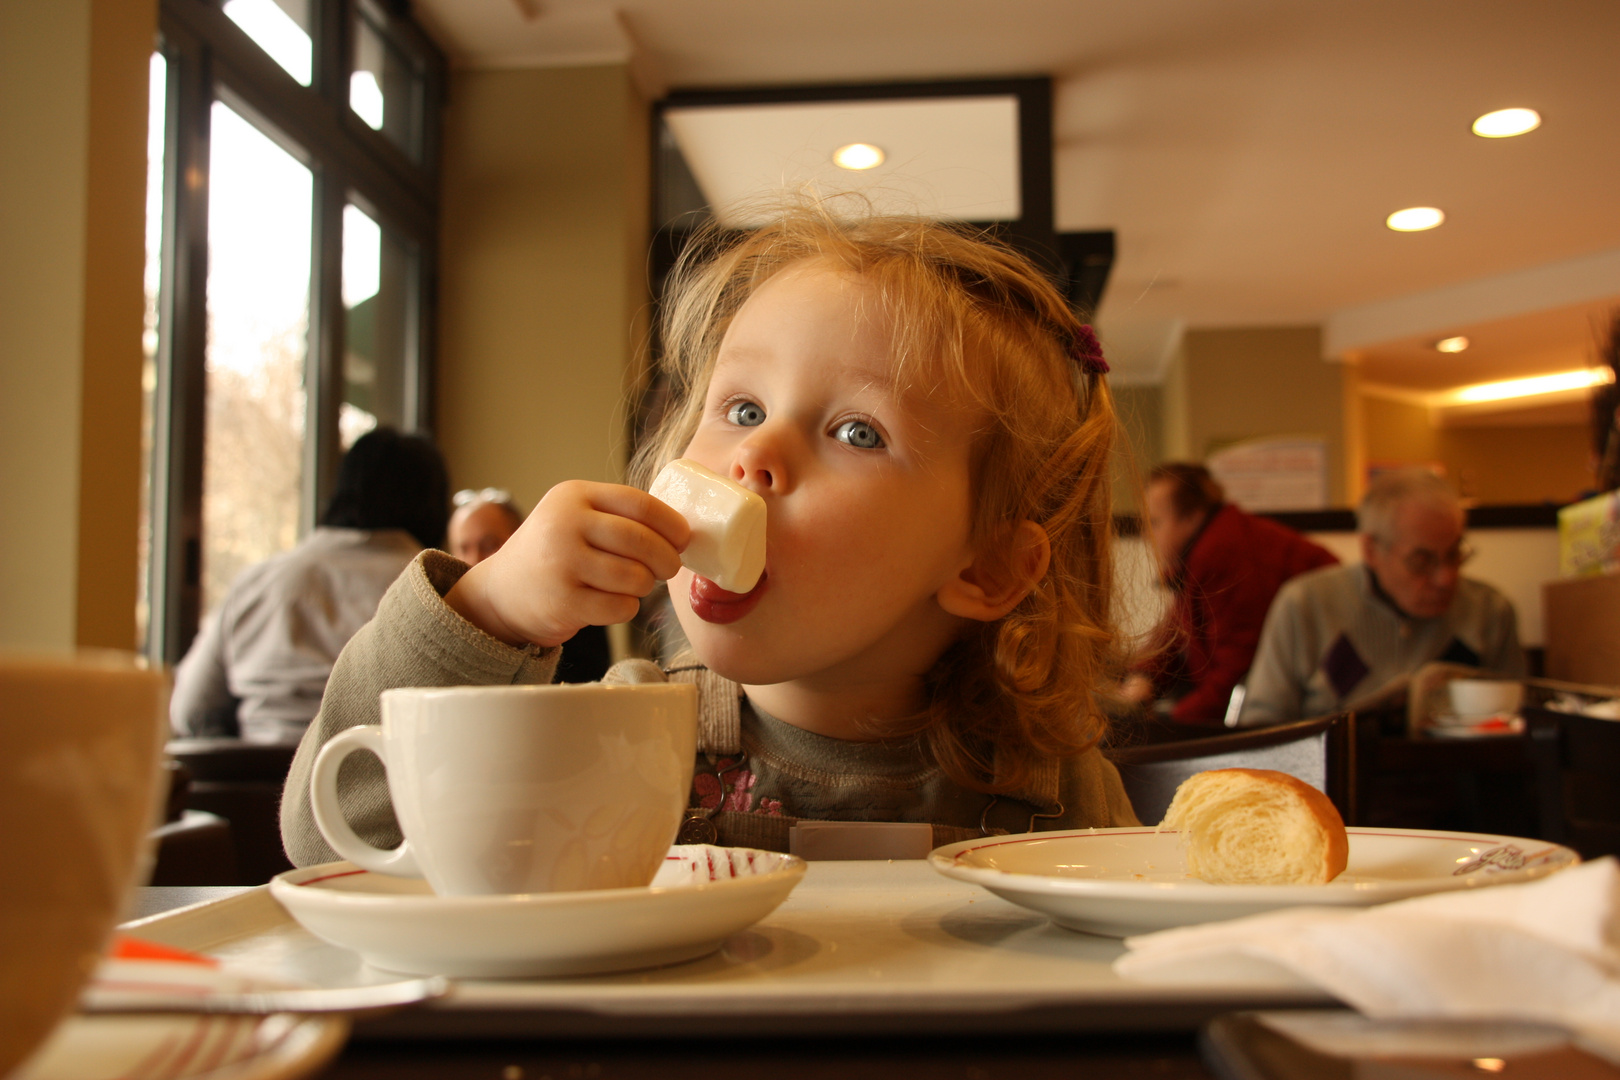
[199,102,313,616]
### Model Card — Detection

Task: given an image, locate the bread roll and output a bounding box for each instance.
[1159,768,1348,885]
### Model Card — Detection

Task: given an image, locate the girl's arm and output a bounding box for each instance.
[278,551,560,866]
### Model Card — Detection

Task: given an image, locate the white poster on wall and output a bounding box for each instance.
[1206,436,1329,511]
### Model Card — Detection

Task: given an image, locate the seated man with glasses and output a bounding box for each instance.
[1238,468,1524,726]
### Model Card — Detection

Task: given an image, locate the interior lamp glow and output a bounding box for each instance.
[1452,367,1613,404]
[832,143,885,170]
[1387,207,1445,232]
[1472,108,1541,138]
[1435,336,1470,353]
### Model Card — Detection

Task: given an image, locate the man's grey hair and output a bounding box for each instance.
[1356,469,1462,544]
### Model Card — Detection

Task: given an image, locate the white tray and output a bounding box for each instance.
[122,860,1328,1037]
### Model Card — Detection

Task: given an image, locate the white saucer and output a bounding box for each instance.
[269,844,807,978]
[15,956,347,1080]
[930,827,1578,938]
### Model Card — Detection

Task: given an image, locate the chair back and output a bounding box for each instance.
[165,738,299,884]
[1527,704,1620,858]
[1106,713,1355,826]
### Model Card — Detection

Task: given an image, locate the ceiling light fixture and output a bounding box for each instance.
[1452,367,1614,405]
[1435,336,1469,353]
[832,143,885,171]
[1472,108,1541,138]
[1387,207,1445,232]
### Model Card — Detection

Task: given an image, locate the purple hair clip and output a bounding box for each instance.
[1070,324,1109,375]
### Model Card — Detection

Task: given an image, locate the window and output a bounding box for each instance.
[142,0,443,662]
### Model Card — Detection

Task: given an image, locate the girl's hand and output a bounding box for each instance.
[444,480,689,648]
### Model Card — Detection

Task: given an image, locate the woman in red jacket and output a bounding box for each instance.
[1123,463,1338,727]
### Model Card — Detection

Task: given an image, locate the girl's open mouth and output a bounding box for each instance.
[688,570,768,624]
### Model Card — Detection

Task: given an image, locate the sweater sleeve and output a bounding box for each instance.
[1481,589,1528,678]
[169,604,234,737]
[1237,579,1310,727]
[1168,554,1269,725]
[279,550,560,867]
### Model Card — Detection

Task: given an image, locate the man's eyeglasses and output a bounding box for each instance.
[453,487,514,509]
[1398,541,1475,578]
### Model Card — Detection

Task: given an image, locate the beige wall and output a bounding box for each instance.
[435,64,650,511]
[1361,395,1592,505]
[1109,383,1161,515]
[1169,326,1348,506]
[0,0,153,650]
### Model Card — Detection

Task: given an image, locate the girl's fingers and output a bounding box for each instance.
[582,484,690,551]
[572,545,662,599]
[563,588,641,631]
[577,507,684,582]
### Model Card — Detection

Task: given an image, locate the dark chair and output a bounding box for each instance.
[1105,713,1356,826]
[148,759,239,885]
[1527,705,1620,858]
[166,739,299,884]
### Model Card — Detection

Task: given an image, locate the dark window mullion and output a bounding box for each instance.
[149,22,214,666]
[306,170,349,531]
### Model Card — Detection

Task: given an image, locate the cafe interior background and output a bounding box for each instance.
[5,0,1619,674]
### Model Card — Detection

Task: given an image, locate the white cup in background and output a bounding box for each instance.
[1447,678,1524,721]
[0,651,169,1076]
[309,683,698,896]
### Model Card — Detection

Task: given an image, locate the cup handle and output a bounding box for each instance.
[308,725,422,878]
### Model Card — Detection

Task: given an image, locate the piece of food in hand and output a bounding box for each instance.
[649,458,767,594]
[1159,768,1348,885]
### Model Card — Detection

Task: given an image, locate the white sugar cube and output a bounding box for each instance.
[649,459,767,594]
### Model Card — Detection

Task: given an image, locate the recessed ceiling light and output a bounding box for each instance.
[1472,108,1541,138]
[1435,336,1470,353]
[1452,367,1613,404]
[1387,207,1444,232]
[832,143,885,171]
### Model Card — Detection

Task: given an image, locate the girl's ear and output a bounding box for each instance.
[937,520,1051,623]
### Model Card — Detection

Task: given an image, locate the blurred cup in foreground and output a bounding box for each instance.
[310,683,698,896]
[0,651,169,1076]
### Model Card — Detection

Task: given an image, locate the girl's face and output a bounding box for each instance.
[670,260,981,704]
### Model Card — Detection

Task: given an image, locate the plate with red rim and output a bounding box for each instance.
[929,827,1578,939]
[15,939,347,1080]
[269,844,807,978]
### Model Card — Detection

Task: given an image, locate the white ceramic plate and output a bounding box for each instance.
[930,827,1578,938]
[270,844,807,978]
[15,957,347,1080]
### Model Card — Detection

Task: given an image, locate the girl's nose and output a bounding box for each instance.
[732,432,790,495]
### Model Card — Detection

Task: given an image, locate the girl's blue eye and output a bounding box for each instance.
[834,420,883,449]
[726,401,765,427]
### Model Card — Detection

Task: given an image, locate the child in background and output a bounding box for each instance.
[281,206,1139,863]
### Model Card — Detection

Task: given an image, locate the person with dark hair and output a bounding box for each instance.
[170,427,450,743]
[1122,462,1338,727]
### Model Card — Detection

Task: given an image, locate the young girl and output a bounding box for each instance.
[281,207,1139,864]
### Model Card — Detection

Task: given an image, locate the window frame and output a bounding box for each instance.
[146,0,444,664]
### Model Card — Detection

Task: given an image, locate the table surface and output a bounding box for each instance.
[126,861,1334,1080]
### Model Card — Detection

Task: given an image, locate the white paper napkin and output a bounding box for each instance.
[1115,857,1620,1058]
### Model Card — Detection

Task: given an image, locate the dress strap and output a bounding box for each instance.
[664,652,743,755]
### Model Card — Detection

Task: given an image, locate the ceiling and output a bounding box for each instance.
[411,0,1620,397]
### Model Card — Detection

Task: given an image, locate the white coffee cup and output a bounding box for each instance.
[0,651,169,1077]
[1447,678,1524,721]
[309,683,698,896]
